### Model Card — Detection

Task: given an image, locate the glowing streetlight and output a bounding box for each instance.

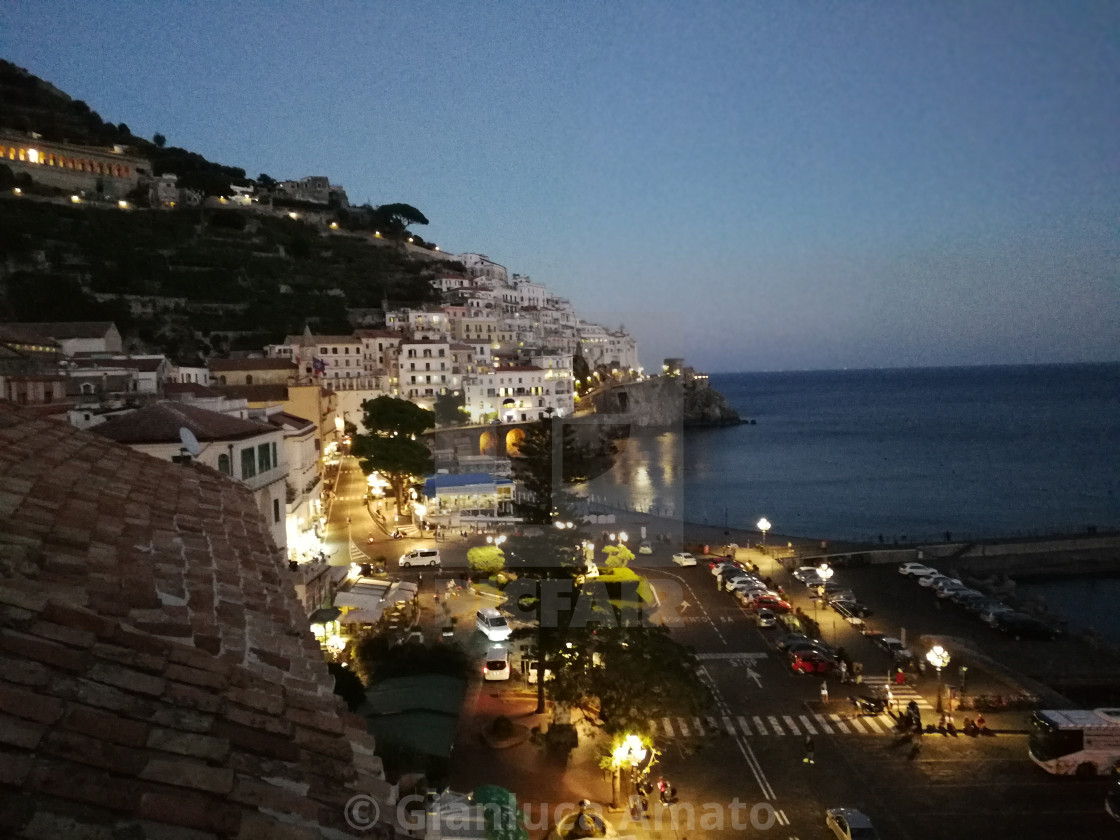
[757,517,771,546]
[814,564,833,636]
[609,733,649,810]
[926,645,951,713]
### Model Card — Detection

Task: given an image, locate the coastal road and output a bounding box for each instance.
[628,549,1118,839]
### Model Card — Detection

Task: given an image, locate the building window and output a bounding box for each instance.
[240,448,256,479]
[245,374,253,385]
[218,454,231,475]
[258,443,272,472]
[273,498,281,523]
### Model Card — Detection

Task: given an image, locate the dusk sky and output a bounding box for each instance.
[3,2,1117,372]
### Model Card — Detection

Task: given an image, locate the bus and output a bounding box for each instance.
[1029,708,1120,776]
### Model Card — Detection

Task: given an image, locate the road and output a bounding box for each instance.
[325,478,1117,839]
[619,550,1116,840]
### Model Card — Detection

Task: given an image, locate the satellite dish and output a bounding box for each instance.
[179,427,201,457]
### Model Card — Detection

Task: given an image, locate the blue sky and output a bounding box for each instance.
[3,1,1117,372]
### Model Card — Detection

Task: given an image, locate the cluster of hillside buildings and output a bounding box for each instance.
[0,247,642,595]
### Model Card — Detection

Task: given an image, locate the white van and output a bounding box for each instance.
[476,607,512,641]
[399,548,441,567]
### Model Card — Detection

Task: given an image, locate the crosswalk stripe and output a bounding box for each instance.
[678,719,690,737]
[752,716,768,735]
[800,715,817,735]
[707,716,720,735]
[782,715,800,736]
[829,714,850,734]
[849,716,876,734]
[692,717,704,736]
[767,715,784,736]
[723,716,738,737]
[813,713,834,734]
[662,717,674,738]
[860,715,885,733]
[737,716,752,736]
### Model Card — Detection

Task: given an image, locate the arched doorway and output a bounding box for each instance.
[479,429,498,456]
[505,427,526,457]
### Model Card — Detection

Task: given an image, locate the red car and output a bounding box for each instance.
[790,650,834,675]
[753,594,792,613]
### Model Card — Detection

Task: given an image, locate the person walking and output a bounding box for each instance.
[803,735,815,764]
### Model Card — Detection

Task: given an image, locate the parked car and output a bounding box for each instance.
[898,562,936,577]
[956,594,995,614]
[753,594,792,613]
[638,541,653,555]
[931,577,964,595]
[710,559,744,574]
[980,603,1015,627]
[794,566,827,582]
[775,632,810,652]
[825,807,881,840]
[672,552,698,567]
[873,636,911,663]
[919,573,955,589]
[482,647,510,681]
[756,608,777,628]
[791,649,835,674]
[788,639,836,658]
[948,587,985,606]
[936,583,973,600]
[995,613,1062,640]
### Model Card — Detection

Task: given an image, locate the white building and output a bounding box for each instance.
[90,400,289,553]
[458,253,508,287]
[397,338,454,406]
[464,365,569,423]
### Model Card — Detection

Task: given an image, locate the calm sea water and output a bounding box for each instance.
[579,363,1120,543]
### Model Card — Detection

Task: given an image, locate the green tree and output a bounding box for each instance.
[433,391,467,427]
[512,418,589,525]
[351,396,435,514]
[550,625,710,736]
[152,132,166,148]
[376,202,429,233]
[468,545,506,576]
[600,543,634,568]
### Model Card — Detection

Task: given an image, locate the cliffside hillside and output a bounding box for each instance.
[0,196,453,363]
[0,60,457,364]
[590,378,744,428]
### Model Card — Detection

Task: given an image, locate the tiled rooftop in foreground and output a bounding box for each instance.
[0,402,393,839]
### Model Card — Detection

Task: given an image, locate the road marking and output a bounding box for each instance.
[724,717,738,736]
[813,713,834,734]
[745,665,763,687]
[678,719,690,737]
[829,714,850,734]
[697,651,769,660]
[799,715,817,735]
[767,715,784,735]
[752,716,768,735]
[775,809,790,825]
[737,716,752,736]
[662,717,675,738]
[782,715,800,736]
[692,716,705,736]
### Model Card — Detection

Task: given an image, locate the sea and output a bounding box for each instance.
[575,362,1120,641]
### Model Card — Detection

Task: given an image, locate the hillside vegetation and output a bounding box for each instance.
[0,60,458,363]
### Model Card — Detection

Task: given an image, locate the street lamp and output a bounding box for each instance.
[609,733,649,810]
[814,564,833,637]
[757,517,771,546]
[926,644,951,713]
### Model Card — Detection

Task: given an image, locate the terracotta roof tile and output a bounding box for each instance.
[91,400,273,445]
[0,404,392,839]
[208,358,297,372]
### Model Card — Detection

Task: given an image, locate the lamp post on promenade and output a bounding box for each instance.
[757,517,771,547]
[814,563,833,638]
[926,645,950,713]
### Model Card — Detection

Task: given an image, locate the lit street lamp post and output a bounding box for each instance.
[757,517,771,547]
[609,734,649,811]
[814,563,833,638]
[926,645,951,713]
